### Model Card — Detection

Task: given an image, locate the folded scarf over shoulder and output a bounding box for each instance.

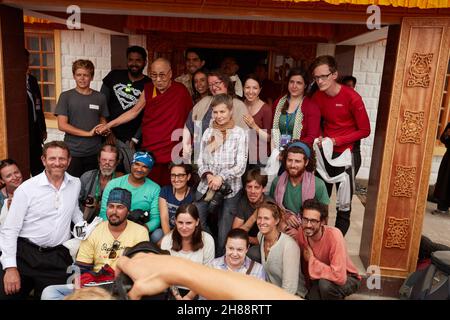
[274,170,316,215]
[207,119,235,153]
[272,95,304,151]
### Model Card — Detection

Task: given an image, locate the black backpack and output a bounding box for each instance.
[399,251,450,300]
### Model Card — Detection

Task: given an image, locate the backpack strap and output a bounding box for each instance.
[246,260,255,275]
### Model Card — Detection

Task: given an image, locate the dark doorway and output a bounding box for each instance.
[200,48,268,80]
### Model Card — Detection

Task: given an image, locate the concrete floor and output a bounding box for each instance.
[327,191,450,300]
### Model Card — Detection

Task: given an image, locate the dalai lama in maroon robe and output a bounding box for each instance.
[98,58,193,185]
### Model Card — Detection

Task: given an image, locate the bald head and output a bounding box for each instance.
[151,58,171,70]
[150,58,172,93]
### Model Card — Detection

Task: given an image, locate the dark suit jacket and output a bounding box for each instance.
[27,73,46,141]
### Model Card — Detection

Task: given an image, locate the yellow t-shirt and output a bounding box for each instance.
[76,220,149,272]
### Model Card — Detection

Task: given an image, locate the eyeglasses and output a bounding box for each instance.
[313,72,332,82]
[301,217,321,226]
[208,81,223,89]
[108,240,121,259]
[170,173,187,180]
[150,70,171,81]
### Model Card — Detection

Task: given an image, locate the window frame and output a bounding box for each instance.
[24,28,61,128]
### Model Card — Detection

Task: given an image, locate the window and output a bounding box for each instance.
[25,30,58,114]
[436,57,450,152]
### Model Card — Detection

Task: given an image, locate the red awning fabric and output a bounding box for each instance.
[126,16,334,39]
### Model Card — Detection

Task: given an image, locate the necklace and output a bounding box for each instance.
[174,186,190,200]
[264,231,281,255]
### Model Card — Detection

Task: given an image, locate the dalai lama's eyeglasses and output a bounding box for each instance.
[150,70,171,81]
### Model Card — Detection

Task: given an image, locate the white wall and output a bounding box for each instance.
[60,30,111,92]
[430,155,443,185]
[352,40,386,180]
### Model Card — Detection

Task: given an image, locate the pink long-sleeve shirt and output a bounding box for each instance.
[297,225,360,286]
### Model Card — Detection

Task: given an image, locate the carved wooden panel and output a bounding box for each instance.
[392,165,416,197]
[399,110,425,144]
[406,53,433,87]
[385,217,410,249]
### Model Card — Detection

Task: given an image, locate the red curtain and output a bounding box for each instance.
[126,16,334,39]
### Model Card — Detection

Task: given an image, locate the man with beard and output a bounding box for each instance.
[296,199,360,300]
[79,144,123,222]
[269,141,329,238]
[96,58,193,186]
[175,48,206,96]
[99,151,161,243]
[101,46,150,172]
[0,141,84,299]
[41,187,149,300]
[232,167,273,247]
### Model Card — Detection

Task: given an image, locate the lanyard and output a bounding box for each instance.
[285,107,298,135]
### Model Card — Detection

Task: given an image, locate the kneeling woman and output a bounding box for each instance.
[160,203,215,300]
[196,93,248,257]
[257,201,307,298]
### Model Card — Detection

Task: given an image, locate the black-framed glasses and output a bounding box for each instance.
[109,240,121,259]
[301,217,321,226]
[208,80,223,89]
[313,72,332,82]
[149,70,171,80]
[170,173,187,180]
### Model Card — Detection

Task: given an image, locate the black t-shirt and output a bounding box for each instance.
[234,190,273,237]
[101,70,150,141]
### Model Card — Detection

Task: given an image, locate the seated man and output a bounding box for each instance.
[79,144,123,222]
[100,151,161,243]
[297,199,360,300]
[232,167,272,247]
[269,141,329,238]
[41,188,149,300]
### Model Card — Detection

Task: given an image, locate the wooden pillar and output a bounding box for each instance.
[360,17,450,278]
[0,5,29,175]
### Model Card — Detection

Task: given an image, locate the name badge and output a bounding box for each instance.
[280,134,292,148]
[89,104,99,110]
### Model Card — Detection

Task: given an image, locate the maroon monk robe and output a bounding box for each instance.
[142,81,193,164]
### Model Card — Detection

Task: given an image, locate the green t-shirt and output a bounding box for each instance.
[100,174,161,232]
[269,175,330,214]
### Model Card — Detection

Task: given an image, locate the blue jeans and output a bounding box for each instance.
[195,190,239,257]
[41,284,74,300]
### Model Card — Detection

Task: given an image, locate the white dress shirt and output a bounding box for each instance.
[0,171,84,269]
